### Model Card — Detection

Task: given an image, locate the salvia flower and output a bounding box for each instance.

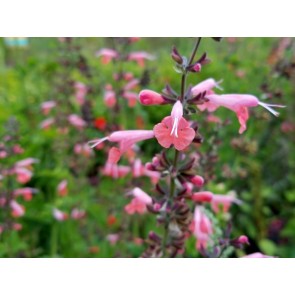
[211,193,242,213]
[10,200,25,218]
[125,187,153,215]
[13,188,38,201]
[53,208,68,221]
[89,130,155,161]
[95,48,119,64]
[154,101,195,150]
[57,180,68,197]
[127,51,155,67]
[41,100,56,115]
[68,114,87,130]
[203,94,285,134]
[191,78,222,99]
[138,90,166,105]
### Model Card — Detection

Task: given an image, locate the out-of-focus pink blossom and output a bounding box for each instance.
[12,145,24,154]
[125,187,153,215]
[41,100,56,115]
[53,208,68,221]
[68,114,87,130]
[12,223,22,231]
[281,121,295,133]
[89,130,155,162]
[94,117,107,130]
[123,79,139,91]
[74,143,93,157]
[71,208,86,220]
[202,94,285,134]
[57,180,68,197]
[40,118,55,129]
[104,88,116,108]
[14,167,33,184]
[15,158,38,168]
[192,207,213,250]
[211,193,242,213]
[127,52,155,67]
[123,72,134,81]
[154,101,195,151]
[95,48,119,64]
[106,233,119,245]
[129,37,140,43]
[13,187,38,201]
[139,89,166,105]
[206,114,222,124]
[122,91,137,107]
[242,252,274,258]
[10,200,25,218]
[0,197,6,207]
[74,82,88,105]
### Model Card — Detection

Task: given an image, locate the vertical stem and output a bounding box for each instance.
[161,38,202,257]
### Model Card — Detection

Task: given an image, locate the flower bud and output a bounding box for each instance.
[139,90,166,105]
[190,175,204,187]
[171,46,183,64]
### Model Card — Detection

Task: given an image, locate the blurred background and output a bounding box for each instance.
[0,37,294,257]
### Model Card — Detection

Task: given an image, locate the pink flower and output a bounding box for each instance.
[104,88,116,108]
[10,200,25,218]
[71,208,86,220]
[41,100,56,115]
[191,78,222,99]
[122,91,137,107]
[211,193,242,213]
[106,233,119,245]
[14,167,33,184]
[154,101,195,151]
[189,175,205,187]
[13,188,38,201]
[139,89,166,105]
[192,191,213,203]
[74,143,93,157]
[15,158,38,168]
[12,145,24,154]
[89,130,155,162]
[74,82,88,105]
[40,118,55,129]
[68,114,87,130]
[127,51,155,67]
[53,208,68,221]
[95,48,119,64]
[192,207,213,250]
[242,252,274,258]
[0,151,8,158]
[203,94,285,134]
[125,187,153,215]
[57,180,68,197]
[123,79,139,91]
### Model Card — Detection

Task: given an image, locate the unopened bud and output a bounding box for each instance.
[192,191,213,203]
[139,90,165,105]
[171,46,183,64]
[190,175,204,187]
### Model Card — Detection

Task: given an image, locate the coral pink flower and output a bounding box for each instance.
[95,48,119,64]
[191,78,222,99]
[189,175,205,187]
[106,233,119,245]
[89,130,154,161]
[15,158,38,168]
[192,207,213,250]
[129,37,140,43]
[203,94,285,134]
[192,191,213,203]
[123,79,139,91]
[53,208,68,221]
[74,82,88,105]
[211,193,242,213]
[139,89,166,105]
[242,252,274,258]
[57,180,68,197]
[13,188,38,201]
[41,100,56,115]
[14,167,33,184]
[12,223,22,231]
[154,101,195,151]
[123,72,134,81]
[10,200,25,218]
[122,91,137,107]
[0,151,8,158]
[40,118,55,129]
[68,114,87,130]
[12,144,24,154]
[125,187,153,215]
[74,143,93,157]
[71,208,86,220]
[127,51,155,67]
[104,88,116,108]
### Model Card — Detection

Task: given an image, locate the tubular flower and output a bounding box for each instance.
[201,94,285,134]
[210,193,242,213]
[154,101,195,151]
[89,130,155,161]
[95,48,119,64]
[13,188,38,201]
[127,51,155,67]
[124,187,153,215]
[138,89,166,105]
[191,78,222,99]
